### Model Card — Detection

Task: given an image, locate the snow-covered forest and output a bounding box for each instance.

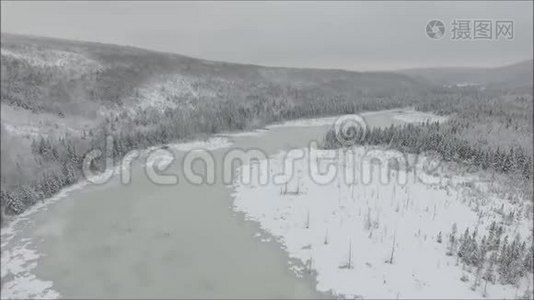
[1,0,534,298]
[2,34,532,225]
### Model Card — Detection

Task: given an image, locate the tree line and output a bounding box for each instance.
[324,121,533,182]
[442,222,533,296]
[1,74,531,223]
[0,89,424,217]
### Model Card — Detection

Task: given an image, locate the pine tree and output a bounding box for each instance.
[458,228,471,261]
[524,243,534,275]
[448,223,458,256]
[498,235,511,283]
[471,240,481,267]
[488,221,497,250]
[484,252,497,284]
[480,235,488,263]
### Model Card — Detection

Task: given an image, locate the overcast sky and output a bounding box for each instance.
[1,1,532,71]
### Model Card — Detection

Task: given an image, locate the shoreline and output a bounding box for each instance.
[231,144,532,298]
[1,106,428,229]
[0,108,450,299]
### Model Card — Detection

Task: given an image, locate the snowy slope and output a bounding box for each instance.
[1,47,105,78]
[232,147,533,299]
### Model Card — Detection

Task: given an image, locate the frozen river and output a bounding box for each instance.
[1,109,430,299]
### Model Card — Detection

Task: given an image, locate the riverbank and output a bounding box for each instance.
[2,110,350,299]
[6,108,523,299]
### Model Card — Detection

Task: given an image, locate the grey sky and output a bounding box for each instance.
[1,1,532,71]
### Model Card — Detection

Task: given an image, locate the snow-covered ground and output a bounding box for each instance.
[2,123,45,138]
[0,104,94,139]
[217,129,270,138]
[126,75,199,113]
[392,110,449,124]
[266,116,340,129]
[1,47,105,77]
[121,75,240,116]
[168,137,232,152]
[232,146,533,299]
[0,181,90,299]
[267,109,448,129]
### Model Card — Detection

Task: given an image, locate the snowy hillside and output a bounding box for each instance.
[232,146,534,299]
[1,47,104,76]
